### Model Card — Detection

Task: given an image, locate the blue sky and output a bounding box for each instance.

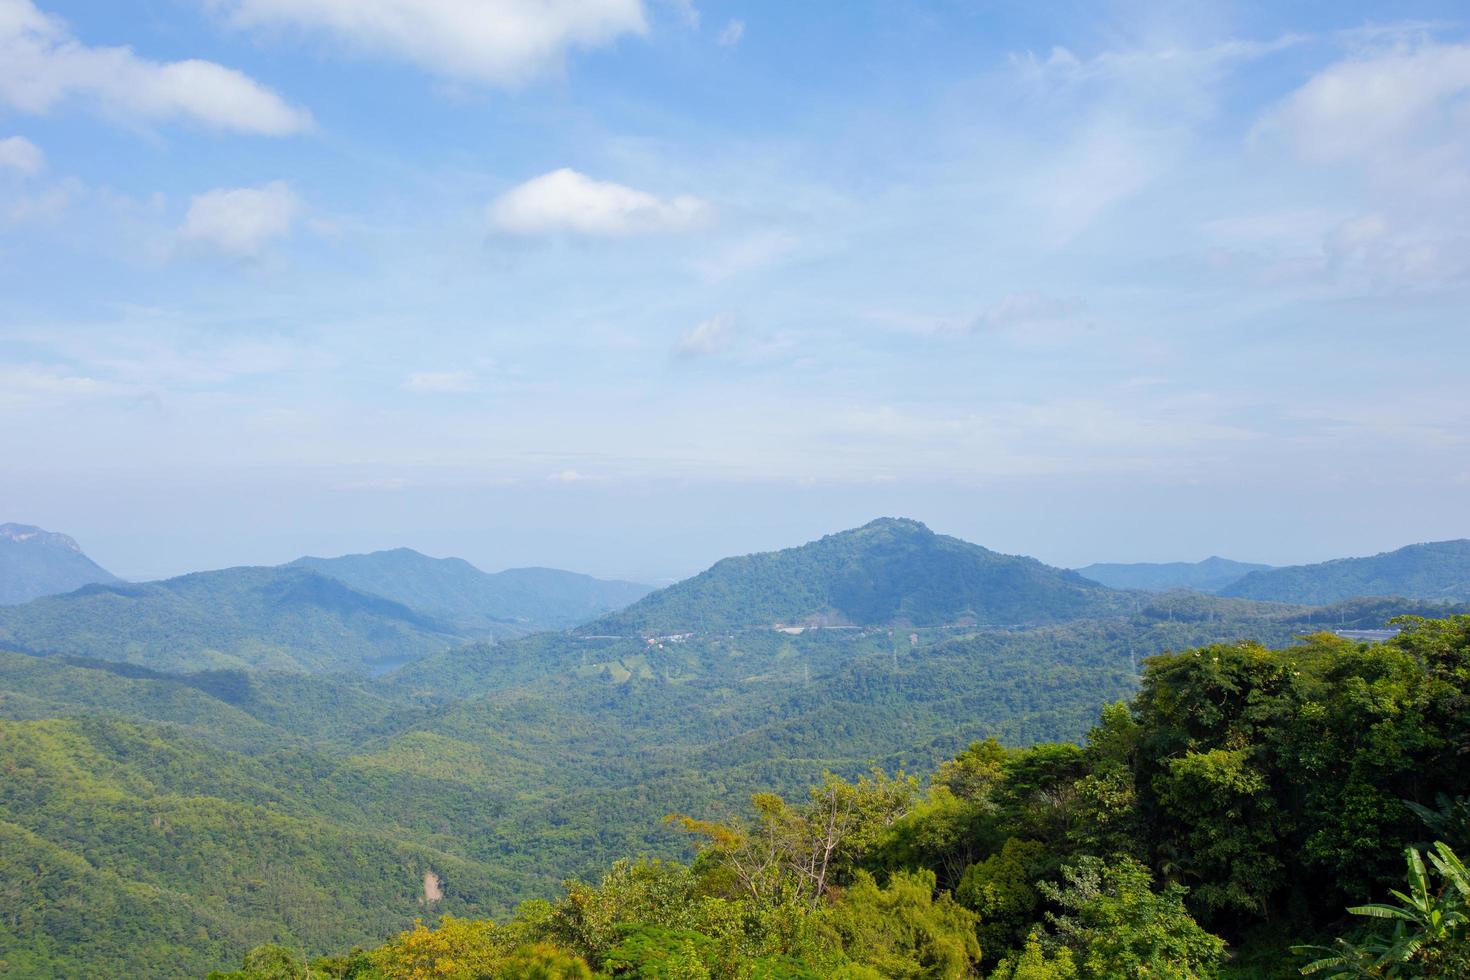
[2,0,1468,582]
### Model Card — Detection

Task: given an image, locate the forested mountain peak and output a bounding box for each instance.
[0,521,120,605]
[581,517,1126,634]
[1220,538,1470,604]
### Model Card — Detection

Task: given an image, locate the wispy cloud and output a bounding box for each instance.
[0,0,311,133]
[212,0,647,86]
[1254,39,1470,164]
[672,312,736,358]
[716,19,744,47]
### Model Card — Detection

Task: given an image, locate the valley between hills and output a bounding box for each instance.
[2,518,1468,977]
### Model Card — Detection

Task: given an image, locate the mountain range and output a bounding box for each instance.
[0,531,654,673]
[289,548,651,633]
[1074,556,1273,593]
[1,516,1468,975]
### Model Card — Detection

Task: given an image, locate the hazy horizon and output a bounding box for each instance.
[3,0,1468,583]
[9,496,1465,586]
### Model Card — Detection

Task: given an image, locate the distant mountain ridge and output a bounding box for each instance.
[1220,539,1470,605]
[289,548,653,634]
[0,523,119,605]
[0,565,461,674]
[1075,556,1272,594]
[582,517,1129,634]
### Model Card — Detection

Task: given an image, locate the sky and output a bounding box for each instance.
[1,0,1468,583]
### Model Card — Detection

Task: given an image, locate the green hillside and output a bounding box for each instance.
[0,566,464,674]
[215,615,1470,980]
[289,548,651,634]
[0,522,1462,976]
[584,518,1129,635]
[0,523,119,605]
[0,595,1385,977]
[1221,538,1470,604]
[1075,555,1271,593]
[0,716,515,979]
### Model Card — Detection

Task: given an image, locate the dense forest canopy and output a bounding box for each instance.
[204,616,1470,978]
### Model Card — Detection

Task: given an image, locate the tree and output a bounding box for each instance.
[1039,857,1225,979]
[494,942,592,979]
[206,945,321,980]
[671,770,917,908]
[955,838,1048,964]
[1295,843,1470,977]
[822,869,981,979]
[371,917,504,980]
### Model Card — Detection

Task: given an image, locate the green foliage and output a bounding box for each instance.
[987,930,1078,979]
[955,838,1049,962]
[1038,856,1225,978]
[1294,842,1469,977]
[822,869,981,978]
[1,568,1463,980]
[670,770,918,907]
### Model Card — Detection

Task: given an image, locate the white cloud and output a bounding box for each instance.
[179,181,299,257]
[716,19,743,47]
[0,135,42,174]
[0,0,311,134]
[213,0,646,86]
[1256,40,1470,162]
[490,168,711,236]
[672,311,736,357]
[403,370,478,393]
